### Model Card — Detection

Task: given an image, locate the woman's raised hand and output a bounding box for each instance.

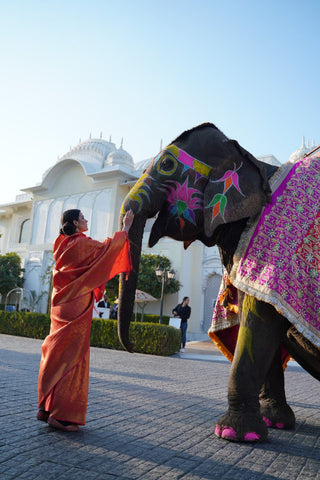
[122,209,134,233]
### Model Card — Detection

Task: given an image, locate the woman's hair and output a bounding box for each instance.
[60,209,80,236]
[182,296,189,303]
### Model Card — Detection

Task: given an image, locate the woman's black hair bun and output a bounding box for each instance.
[60,209,80,236]
[60,222,76,236]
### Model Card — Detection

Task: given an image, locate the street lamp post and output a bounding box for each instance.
[155,266,175,324]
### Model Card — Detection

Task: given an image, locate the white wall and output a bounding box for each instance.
[0,205,31,265]
[30,188,114,247]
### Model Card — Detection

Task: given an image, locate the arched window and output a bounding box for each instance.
[19,219,30,243]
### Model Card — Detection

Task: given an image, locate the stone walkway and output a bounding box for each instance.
[0,334,320,479]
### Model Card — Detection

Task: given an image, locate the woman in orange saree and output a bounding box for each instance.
[37,209,133,431]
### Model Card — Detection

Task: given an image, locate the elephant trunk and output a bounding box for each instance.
[118,213,147,352]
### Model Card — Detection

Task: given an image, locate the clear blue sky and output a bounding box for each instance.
[1,0,319,204]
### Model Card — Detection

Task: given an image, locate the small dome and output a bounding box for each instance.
[60,137,117,171]
[105,145,134,169]
[134,157,153,173]
[289,136,311,163]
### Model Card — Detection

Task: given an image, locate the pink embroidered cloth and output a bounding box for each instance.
[227,156,320,348]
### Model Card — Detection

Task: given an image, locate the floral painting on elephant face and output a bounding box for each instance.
[164,178,203,229]
[156,145,210,230]
[208,162,245,223]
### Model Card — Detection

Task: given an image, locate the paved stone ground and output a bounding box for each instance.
[0,334,320,480]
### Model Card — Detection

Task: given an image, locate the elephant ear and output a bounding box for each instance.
[204,139,271,238]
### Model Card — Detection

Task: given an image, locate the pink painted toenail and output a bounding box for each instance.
[221,427,237,440]
[214,425,222,437]
[263,416,273,427]
[244,432,260,442]
[275,422,285,429]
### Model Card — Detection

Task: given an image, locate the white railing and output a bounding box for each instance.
[15,193,32,202]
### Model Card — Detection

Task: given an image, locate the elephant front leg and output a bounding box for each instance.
[260,347,295,429]
[215,296,287,442]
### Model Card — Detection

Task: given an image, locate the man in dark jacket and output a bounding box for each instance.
[172,297,191,353]
[97,293,110,318]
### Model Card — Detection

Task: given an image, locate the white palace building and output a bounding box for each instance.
[0,135,316,336]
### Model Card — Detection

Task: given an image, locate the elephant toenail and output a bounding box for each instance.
[221,427,237,440]
[275,422,285,429]
[263,416,273,427]
[244,432,260,442]
[214,425,222,437]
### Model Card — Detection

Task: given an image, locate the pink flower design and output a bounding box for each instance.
[209,162,245,222]
[212,162,244,196]
[165,179,203,225]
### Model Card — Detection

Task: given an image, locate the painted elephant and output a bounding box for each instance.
[118,123,320,442]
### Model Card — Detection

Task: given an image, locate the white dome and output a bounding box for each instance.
[60,138,117,172]
[105,145,134,169]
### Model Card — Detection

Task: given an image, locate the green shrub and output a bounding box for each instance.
[0,311,180,356]
[90,318,122,349]
[131,322,180,355]
[0,311,50,338]
[133,313,170,325]
[90,319,180,355]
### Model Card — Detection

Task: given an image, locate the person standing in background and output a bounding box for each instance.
[97,293,110,317]
[172,296,191,353]
[98,293,110,309]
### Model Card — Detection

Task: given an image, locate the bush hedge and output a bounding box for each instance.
[133,313,170,325]
[0,311,50,339]
[0,311,180,356]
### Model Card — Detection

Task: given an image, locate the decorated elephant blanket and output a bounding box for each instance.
[209,155,320,358]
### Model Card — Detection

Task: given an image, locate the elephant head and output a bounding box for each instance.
[118,123,272,351]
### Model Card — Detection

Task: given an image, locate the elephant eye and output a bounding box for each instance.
[161,158,175,171]
[156,155,177,175]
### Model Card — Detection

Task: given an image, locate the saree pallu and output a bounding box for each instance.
[38,230,131,425]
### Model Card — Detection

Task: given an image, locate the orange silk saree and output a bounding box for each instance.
[38,231,131,425]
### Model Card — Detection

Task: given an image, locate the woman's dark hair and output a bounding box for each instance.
[60,209,80,236]
[182,296,189,303]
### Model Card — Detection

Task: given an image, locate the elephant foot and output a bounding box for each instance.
[214,410,268,443]
[260,402,295,430]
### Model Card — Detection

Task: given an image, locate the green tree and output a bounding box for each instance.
[137,254,180,298]
[0,252,24,299]
[105,253,181,302]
